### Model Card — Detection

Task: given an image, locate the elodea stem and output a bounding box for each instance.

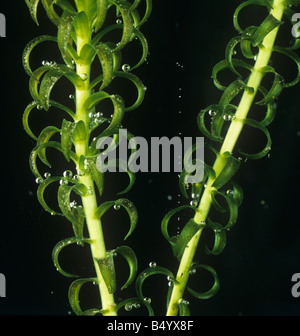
[74,35,117,316]
[166,0,285,316]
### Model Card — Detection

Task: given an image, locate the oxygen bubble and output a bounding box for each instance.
[125,304,132,311]
[114,204,121,210]
[167,195,172,201]
[149,262,157,268]
[37,105,43,110]
[69,94,75,99]
[80,73,88,81]
[226,189,234,196]
[122,64,131,72]
[35,177,42,184]
[208,110,216,117]
[223,114,232,121]
[190,200,198,206]
[116,19,122,24]
[143,297,151,304]
[63,170,73,178]
[44,172,51,178]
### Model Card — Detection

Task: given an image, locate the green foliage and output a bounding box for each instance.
[161,0,300,315]
[23,0,152,315]
[23,0,300,316]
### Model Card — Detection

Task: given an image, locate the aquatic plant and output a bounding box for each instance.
[23,0,300,316]
[159,0,300,316]
[23,0,152,316]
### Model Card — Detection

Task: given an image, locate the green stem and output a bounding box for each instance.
[166,0,285,316]
[74,34,117,316]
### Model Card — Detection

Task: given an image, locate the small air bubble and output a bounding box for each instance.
[149,262,157,268]
[63,170,73,178]
[35,177,42,184]
[143,297,151,304]
[80,73,88,81]
[116,19,122,24]
[114,204,121,210]
[125,304,132,311]
[122,64,131,72]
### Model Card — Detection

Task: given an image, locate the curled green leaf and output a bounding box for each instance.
[96,198,138,240]
[68,277,99,315]
[161,205,197,245]
[52,237,92,277]
[212,152,241,190]
[114,245,138,290]
[204,219,227,256]
[135,266,175,299]
[187,264,220,300]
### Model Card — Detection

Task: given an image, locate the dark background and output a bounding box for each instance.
[0,0,300,317]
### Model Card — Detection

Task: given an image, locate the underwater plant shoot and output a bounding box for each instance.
[0,0,300,321]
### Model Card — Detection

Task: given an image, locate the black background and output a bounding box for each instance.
[0,0,300,317]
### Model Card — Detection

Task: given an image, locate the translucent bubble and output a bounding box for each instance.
[223,114,232,121]
[69,94,75,99]
[143,297,151,304]
[189,268,197,275]
[114,204,121,210]
[80,73,88,81]
[116,19,122,24]
[208,110,216,117]
[125,304,132,311]
[35,177,42,184]
[63,170,73,178]
[190,200,198,206]
[122,64,131,72]
[37,105,43,110]
[149,262,157,268]
[226,189,234,196]
[44,172,51,178]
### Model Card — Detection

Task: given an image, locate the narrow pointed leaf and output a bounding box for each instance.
[212,152,241,189]
[58,9,76,66]
[205,219,227,256]
[114,245,138,290]
[95,252,117,294]
[68,278,98,315]
[61,119,76,162]
[58,184,85,238]
[37,176,63,215]
[23,35,57,77]
[171,218,206,260]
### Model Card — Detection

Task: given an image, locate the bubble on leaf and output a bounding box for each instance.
[122,64,131,72]
[149,262,157,268]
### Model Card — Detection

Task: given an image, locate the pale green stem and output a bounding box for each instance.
[166,0,285,316]
[74,34,117,316]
